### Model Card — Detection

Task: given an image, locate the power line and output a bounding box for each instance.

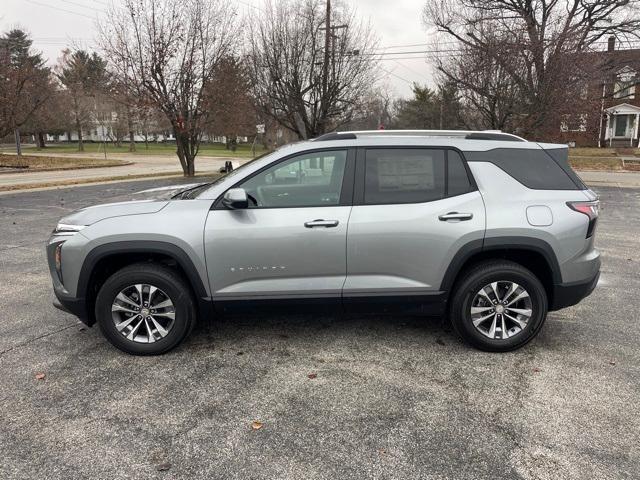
[379,66,413,85]
[24,0,97,19]
[236,0,263,11]
[57,0,106,13]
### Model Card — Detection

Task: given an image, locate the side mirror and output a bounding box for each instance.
[222,188,249,209]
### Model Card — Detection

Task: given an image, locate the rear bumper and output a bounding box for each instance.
[550,270,600,311]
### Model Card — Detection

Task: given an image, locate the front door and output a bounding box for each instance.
[614,115,629,137]
[204,149,354,304]
[344,147,486,312]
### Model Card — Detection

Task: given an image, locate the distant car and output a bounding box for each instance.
[47,130,600,355]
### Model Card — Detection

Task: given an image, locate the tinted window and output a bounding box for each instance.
[364,149,445,204]
[239,150,347,207]
[545,148,587,189]
[447,150,473,196]
[465,148,580,190]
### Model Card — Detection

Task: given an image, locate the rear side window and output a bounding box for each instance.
[465,148,581,190]
[448,150,473,196]
[545,148,587,189]
[364,149,445,204]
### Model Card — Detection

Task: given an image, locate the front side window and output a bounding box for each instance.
[239,150,347,208]
[364,149,448,204]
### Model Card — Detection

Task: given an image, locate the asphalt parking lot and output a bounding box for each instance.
[1,180,639,480]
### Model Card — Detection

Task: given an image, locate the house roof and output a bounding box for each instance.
[605,103,640,114]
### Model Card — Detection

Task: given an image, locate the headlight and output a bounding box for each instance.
[54,223,86,235]
[54,242,64,283]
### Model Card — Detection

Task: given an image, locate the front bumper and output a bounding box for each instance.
[47,239,93,326]
[550,270,600,311]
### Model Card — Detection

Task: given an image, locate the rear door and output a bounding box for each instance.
[204,148,355,304]
[344,147,485,312]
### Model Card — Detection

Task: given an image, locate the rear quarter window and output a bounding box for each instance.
[465,148,581,190]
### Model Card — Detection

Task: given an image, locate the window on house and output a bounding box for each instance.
[560,114,587,132]
[614,67,636,99]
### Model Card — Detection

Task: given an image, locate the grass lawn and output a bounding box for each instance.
[2,142,267,158]
[567,146,640,170]
[569,157,624,170]
[0,154,127,171]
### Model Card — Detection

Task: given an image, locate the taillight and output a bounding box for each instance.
[567,200,599,238]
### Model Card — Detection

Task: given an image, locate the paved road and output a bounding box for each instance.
[0,153,245,190]
[0,179,638,479]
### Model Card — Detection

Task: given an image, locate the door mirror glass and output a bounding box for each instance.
[222,188,249,209]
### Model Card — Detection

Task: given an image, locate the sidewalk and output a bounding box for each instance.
[576,170,640,188]
[0,153,245,191]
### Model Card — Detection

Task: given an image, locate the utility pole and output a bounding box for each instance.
[14,128,22,157]
[321,0,331,131]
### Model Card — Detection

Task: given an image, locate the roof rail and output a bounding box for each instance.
[313,129,526,142]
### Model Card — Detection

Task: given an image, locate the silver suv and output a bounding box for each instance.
[47,130,600,355]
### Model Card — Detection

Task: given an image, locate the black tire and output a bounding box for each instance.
[95,263,196,355]
[449,260,548,352]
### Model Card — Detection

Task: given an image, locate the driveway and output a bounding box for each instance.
[0,179,638,479]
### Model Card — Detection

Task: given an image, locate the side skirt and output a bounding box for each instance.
[211,293,447,317]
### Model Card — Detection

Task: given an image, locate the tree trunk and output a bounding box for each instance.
[77,124,84,152]
[127,105,136,152]
[35,131,46,149]
[175,130,195,177]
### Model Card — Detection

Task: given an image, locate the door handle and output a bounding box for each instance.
[304,219,339,228]
[438,212,473,221]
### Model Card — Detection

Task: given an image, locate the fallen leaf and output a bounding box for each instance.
[156,462,171,472]
[307,373,317,379]
[251,421,263,430]
[35,373,46,380]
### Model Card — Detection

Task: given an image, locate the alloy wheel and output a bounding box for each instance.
[470,281,533,340]
[111,284,175,343]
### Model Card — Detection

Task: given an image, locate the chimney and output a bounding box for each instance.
[608,36,615,52]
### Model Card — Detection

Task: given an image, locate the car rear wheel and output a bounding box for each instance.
[449,260,548,352]
[95,263,196,355]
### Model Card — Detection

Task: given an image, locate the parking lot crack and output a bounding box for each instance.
[0,324,77,357]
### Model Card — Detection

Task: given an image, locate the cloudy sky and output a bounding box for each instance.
[1,0,435,97]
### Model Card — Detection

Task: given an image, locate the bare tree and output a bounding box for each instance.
[99,0,237,176]
[425,0,640,138]
[246,0,379,139]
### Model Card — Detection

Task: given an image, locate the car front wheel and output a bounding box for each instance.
[449,260,548,352]
[95,263,196,355]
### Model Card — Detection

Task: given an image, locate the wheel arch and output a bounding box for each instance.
[441,237,561,306]
[77,241,210,325]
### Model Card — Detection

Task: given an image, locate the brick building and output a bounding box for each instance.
[556,37,640,148]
